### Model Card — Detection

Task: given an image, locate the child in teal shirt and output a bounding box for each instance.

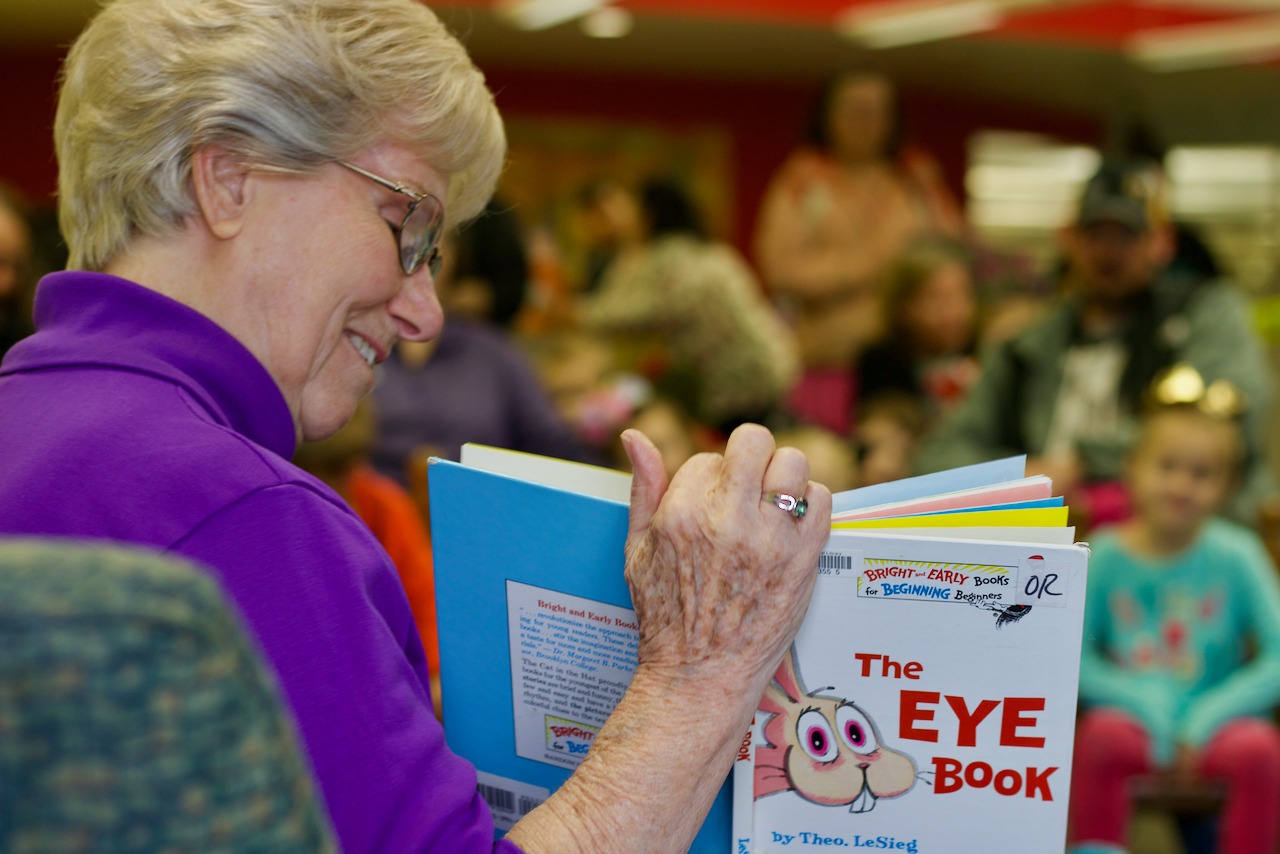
[1068,367,1280,854]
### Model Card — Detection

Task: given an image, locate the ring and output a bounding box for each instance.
[764,491,808,519]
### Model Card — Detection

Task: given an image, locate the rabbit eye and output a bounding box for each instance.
[837,705,880,754]
[797,709,839,762]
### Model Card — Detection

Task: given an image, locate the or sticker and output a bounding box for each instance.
[1016,555,1071,608]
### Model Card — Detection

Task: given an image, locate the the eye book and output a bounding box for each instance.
[430,448,1087,854]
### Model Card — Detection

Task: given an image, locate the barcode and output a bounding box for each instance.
[819,552,854,570]
[475,770,549,831]
[478,783,515,813]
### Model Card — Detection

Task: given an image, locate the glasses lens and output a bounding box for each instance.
[399,195,444,275]
[426,246,443,280]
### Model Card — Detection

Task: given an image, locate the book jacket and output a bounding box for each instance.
[742,531,1088,854]
[431,448,1087,853]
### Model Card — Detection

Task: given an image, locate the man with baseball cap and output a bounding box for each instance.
[918,157,1273,526]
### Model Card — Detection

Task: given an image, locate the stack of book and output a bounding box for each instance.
[430,448,1088,854]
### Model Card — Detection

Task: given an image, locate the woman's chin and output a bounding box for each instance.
[298,396,364,443]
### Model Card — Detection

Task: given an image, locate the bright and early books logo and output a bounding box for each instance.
[544,714,598,758]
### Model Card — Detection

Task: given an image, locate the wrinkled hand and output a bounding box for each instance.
[507,425,833,853]
[619,423,833,690]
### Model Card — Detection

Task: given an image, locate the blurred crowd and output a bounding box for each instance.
[294,71,1269,537]
[5,67,1275,531]
[5,67,1277,550]
[6,63,1280,853]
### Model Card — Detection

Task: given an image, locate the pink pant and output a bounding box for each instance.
[1068,708,1280,854]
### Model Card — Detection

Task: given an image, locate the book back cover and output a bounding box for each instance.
[430,455,733,851]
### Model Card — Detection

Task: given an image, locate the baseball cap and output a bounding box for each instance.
[1075,159,1164,231]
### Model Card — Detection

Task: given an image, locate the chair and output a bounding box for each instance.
[0,538,335,852]
[1129,772,1224,854]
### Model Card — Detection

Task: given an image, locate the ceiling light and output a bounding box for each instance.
[837,0,1071,49]
[495,0,610,31]
[581,6,632,38]
[1140,0,1280,10]
[837,0,1001,48]
[1128,13,1280,71]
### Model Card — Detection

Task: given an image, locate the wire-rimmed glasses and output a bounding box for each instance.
[337,160,445,278]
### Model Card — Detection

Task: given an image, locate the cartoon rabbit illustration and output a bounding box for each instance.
[754,646,919,813]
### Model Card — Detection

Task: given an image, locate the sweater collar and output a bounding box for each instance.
[4,271,297,459]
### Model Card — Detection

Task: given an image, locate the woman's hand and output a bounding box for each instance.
[621,423,832,692]
[508,424,832,854]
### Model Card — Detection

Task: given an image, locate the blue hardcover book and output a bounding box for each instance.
[429,446,732,851]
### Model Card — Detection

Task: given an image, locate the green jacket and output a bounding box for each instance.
[917,276,1274,522]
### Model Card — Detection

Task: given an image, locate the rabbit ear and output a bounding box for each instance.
[770,646,806,704]
[760,677,789,717]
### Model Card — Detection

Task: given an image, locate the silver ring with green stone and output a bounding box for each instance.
[764,491,807,519]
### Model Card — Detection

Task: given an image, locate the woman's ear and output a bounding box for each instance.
[190,145,251,240]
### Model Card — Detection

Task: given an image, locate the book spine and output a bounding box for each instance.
[732,714,759,854]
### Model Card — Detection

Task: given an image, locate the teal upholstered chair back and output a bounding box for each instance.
[0,538,335,853]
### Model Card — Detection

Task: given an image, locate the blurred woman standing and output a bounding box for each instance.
[755,70,962,432]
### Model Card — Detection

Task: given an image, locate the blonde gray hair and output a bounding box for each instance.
[55,0,506,271]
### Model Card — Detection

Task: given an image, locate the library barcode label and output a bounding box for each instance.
[475,770,551,832]
[818,551,856,576]
[478,783,514,813]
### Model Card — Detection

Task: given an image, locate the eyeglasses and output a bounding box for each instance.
[1145,363,1247,419]
[337,160,444,278]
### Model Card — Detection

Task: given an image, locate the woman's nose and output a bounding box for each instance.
[389,270,444,342]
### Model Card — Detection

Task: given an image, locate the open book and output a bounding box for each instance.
[429,447,1088,853]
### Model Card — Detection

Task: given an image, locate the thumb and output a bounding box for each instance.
[621,428,668,548]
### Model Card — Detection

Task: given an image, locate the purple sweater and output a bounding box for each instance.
[0,272,520,854]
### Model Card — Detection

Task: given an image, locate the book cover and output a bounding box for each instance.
[744,532,1088,854]
[429,447,732,851]
[430,447,1087,853]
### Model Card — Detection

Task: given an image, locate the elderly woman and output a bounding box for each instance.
[0,1,832,852]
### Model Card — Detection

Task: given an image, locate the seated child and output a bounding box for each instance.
[524,328,648,457]
[1067,365,1280,854]
[856,392,927,488]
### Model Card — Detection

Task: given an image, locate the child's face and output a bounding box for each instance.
[1127,410,1238,535]
[901,261,975,356]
